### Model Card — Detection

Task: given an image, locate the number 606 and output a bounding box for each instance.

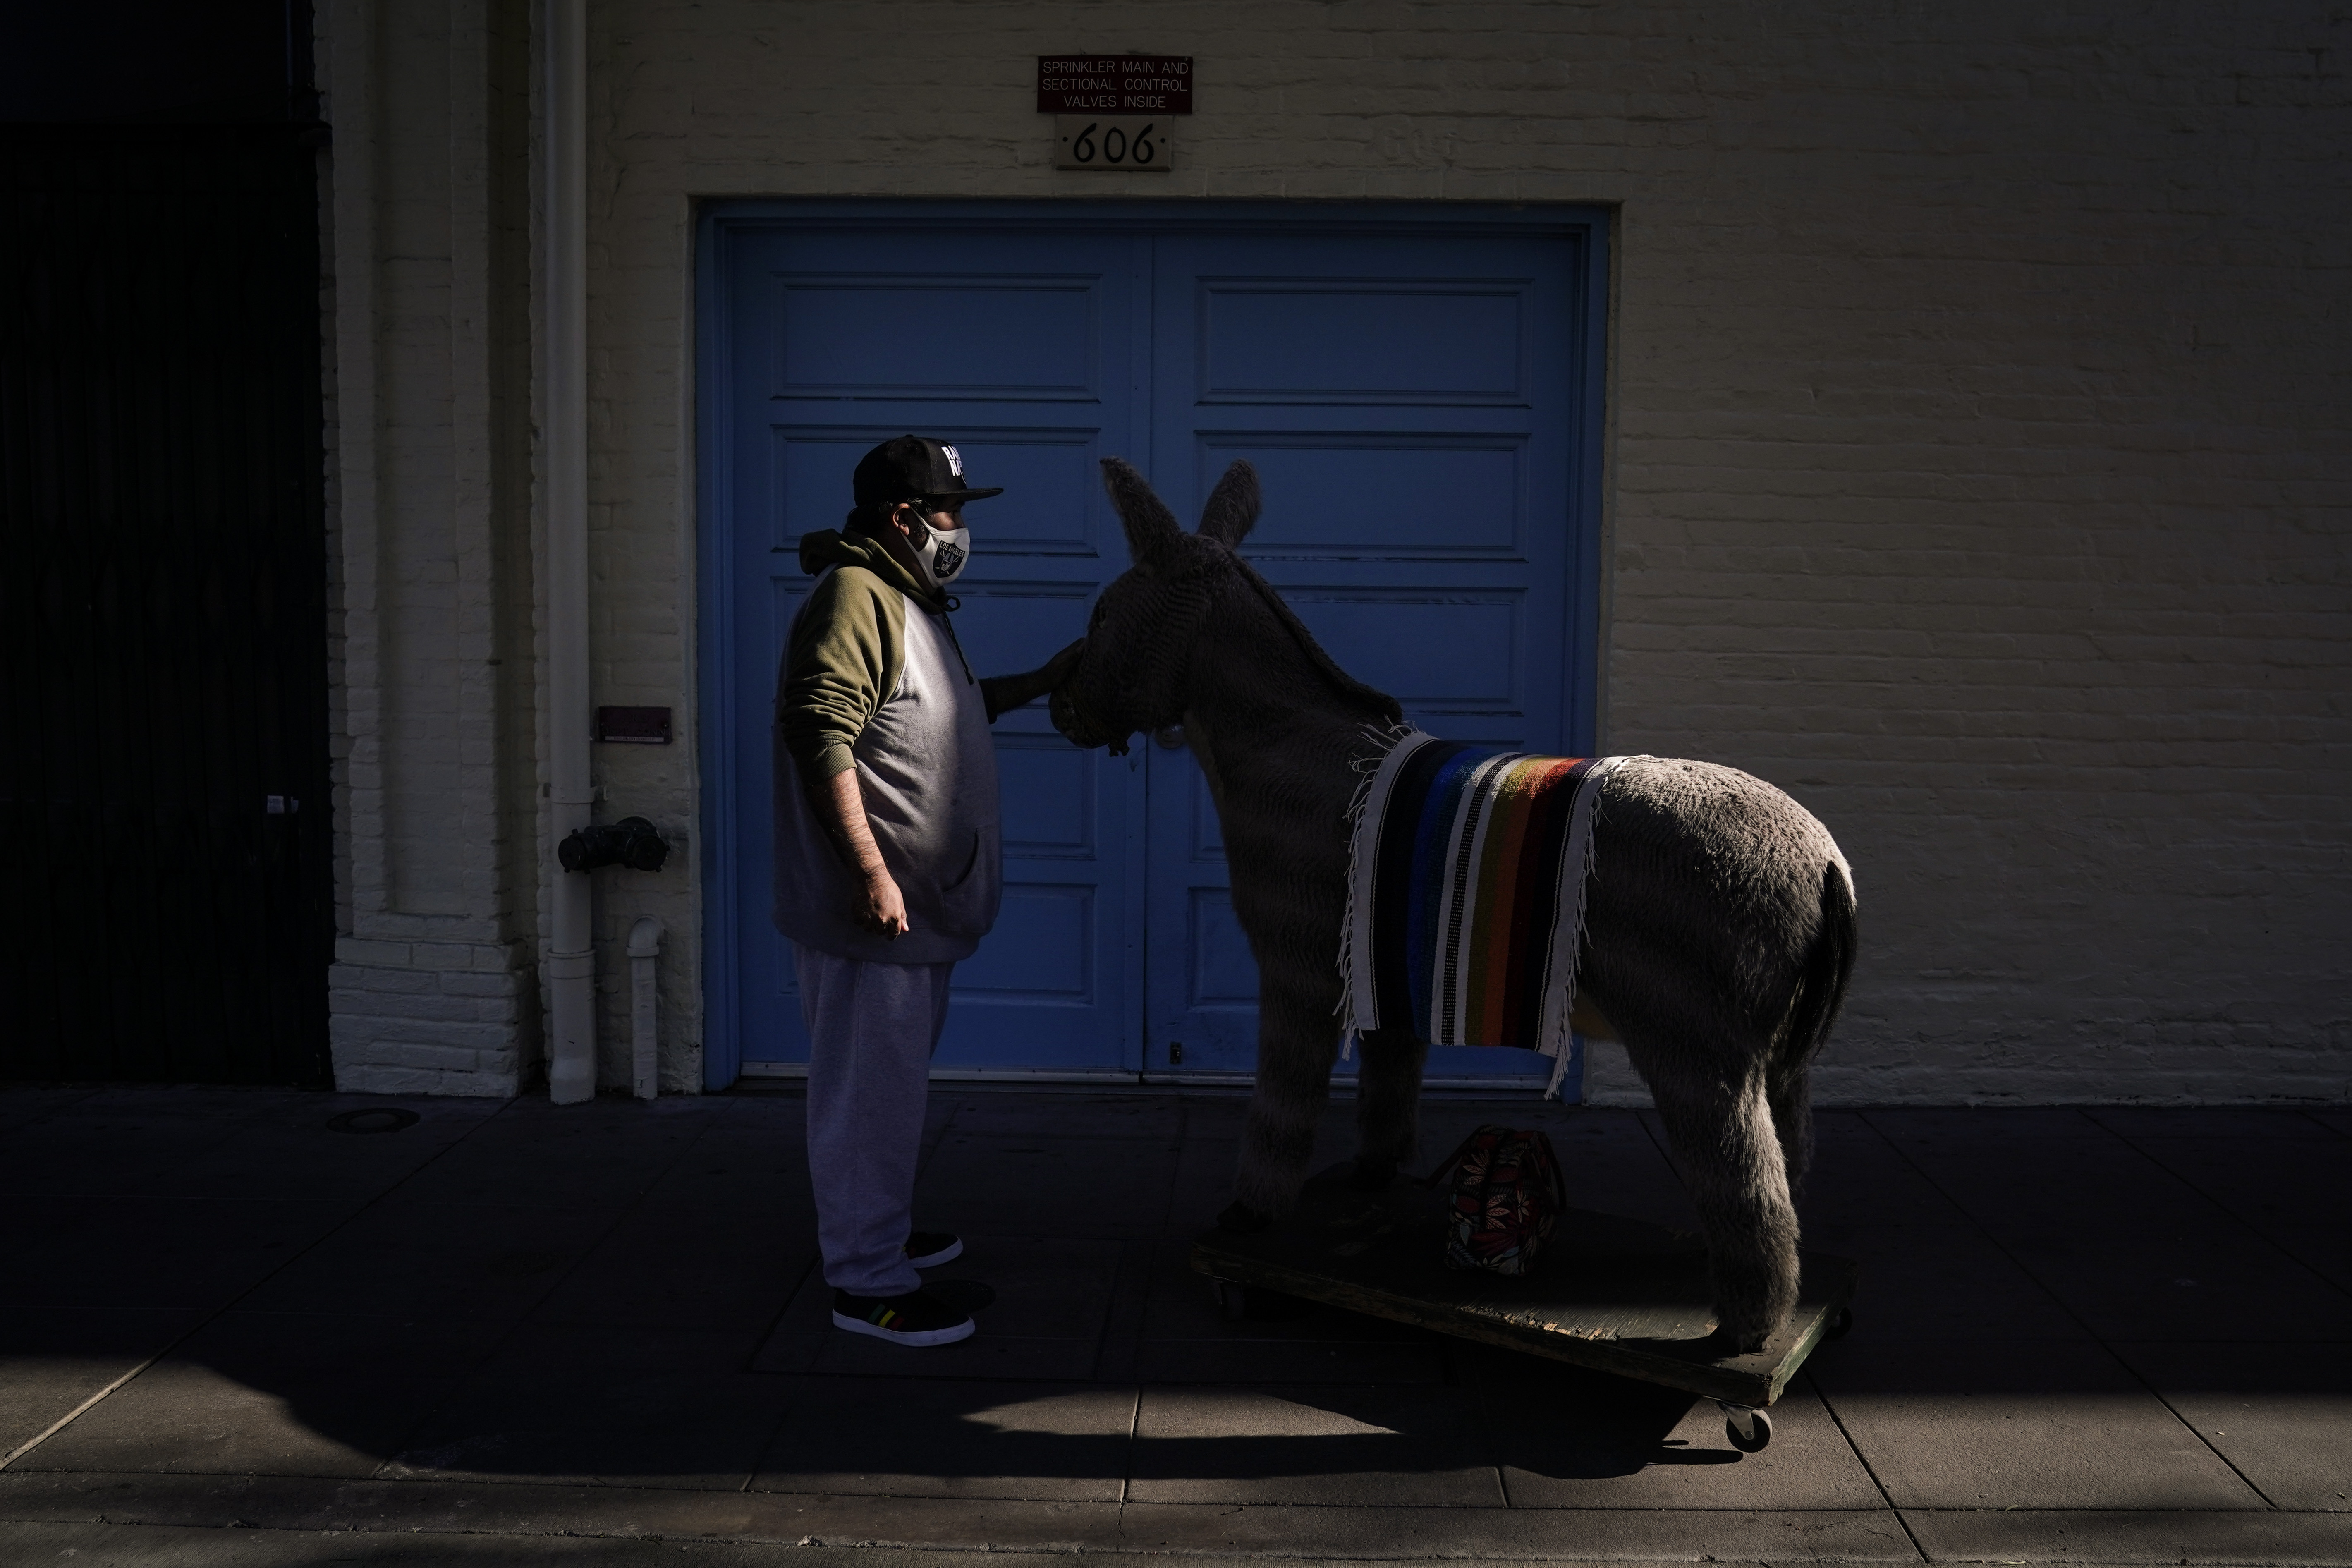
[1053,116,1174,172]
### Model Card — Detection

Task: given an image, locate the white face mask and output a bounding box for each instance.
[911,520,972,589]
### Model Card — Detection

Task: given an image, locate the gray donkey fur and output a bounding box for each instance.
[1052,458,1859,1351]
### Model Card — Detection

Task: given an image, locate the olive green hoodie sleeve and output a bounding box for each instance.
[778,566,908,780]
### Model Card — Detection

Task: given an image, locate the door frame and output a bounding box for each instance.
[695,198,1612,1091]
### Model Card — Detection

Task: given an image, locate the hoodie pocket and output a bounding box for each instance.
[941,831,981,892]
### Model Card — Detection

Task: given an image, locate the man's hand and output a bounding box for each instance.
[981,637,1087,723]
[856,866,909,939]
[1040,635,1086,687]
[820,768,908,939]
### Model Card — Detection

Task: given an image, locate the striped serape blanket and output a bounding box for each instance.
[1339,732,1631,1096]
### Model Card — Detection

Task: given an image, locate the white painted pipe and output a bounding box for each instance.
[628,918,663,1100]
[544,0,595,1106]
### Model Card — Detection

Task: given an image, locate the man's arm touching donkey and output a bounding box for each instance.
[981,637,1086,724]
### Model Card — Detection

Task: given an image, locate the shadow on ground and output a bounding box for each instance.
[2,1085,2346,1536]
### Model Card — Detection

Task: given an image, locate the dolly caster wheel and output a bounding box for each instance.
[1719,1401,1772,1453]
[1826,1306,1854,1341]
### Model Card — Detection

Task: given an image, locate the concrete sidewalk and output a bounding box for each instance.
[1,1082,2346,1566]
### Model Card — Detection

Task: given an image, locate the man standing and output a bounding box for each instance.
[773,435,1074,1346]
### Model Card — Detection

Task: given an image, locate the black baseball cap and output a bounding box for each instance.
[853,435,1004,508]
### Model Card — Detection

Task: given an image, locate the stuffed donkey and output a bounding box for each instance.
[1052,458,1857,1352]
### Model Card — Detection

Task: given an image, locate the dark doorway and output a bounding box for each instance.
[1,122,333,1084]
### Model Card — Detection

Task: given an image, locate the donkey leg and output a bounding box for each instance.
[1766,1057,1816,1198]
[1350,1025,1428,1191]
[1641,1063,1800,1353]
[1763,860,1854,1202]
[1224,979,1343,1230]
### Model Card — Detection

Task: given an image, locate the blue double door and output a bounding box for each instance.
[705,203,1603,1086]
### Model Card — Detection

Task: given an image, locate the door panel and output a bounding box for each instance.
[771,280,1104,399]
[1145,230,1586,1082]
[1203,434,1527,556]
[718,226,1146,1080]
[1195,283,1529,403]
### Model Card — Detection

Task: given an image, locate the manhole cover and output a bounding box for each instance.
[327,1107,420,1135]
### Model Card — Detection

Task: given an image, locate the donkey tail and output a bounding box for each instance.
[1762,857,1857,1205]
[1780,858,1858,1068]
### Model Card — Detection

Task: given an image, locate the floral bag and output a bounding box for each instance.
[1421,1125,1567,1276]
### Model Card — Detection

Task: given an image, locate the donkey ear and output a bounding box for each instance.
[1100,457,1182,567]
[1196,460,1260,548]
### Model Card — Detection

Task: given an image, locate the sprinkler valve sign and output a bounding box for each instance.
[1041,55,1189,171]
[1036,55,1193,115]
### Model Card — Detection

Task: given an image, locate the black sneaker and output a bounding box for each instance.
[904,1231,963,1268]
[831,1287,975,1347]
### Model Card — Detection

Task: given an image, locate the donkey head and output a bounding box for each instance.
[1050,458,1260,754]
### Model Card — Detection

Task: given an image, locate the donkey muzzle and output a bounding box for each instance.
[1049,685,1129,755]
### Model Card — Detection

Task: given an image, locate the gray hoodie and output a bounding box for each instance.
[772,525,1000,964]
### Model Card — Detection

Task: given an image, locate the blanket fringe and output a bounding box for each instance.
[1533,754,1634,1099]
[1333,721,1412,1062]
[1546,1040,1577,1100]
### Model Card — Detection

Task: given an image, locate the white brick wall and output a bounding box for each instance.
[328,0,2350,1103]
[328,938,532,1096]
[319,0,542,1097]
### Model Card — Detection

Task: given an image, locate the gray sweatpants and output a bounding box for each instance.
[794,945,954,1297]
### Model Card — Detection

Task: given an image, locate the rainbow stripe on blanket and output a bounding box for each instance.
[1340,733,1630,1094]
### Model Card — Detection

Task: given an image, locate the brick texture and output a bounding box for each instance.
[325,938,531,1096]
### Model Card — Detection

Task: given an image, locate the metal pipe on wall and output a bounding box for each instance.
[543,0,595,1105]
[628,918,663,1100]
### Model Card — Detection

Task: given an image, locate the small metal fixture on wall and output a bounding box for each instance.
[596,706,672,744]
[557,816,670,874]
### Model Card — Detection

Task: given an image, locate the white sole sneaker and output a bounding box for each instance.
[831,1308,975,1347]
[907,1236,964,1268]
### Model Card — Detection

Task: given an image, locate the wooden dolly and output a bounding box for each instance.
[1191,1164,1858,1451]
